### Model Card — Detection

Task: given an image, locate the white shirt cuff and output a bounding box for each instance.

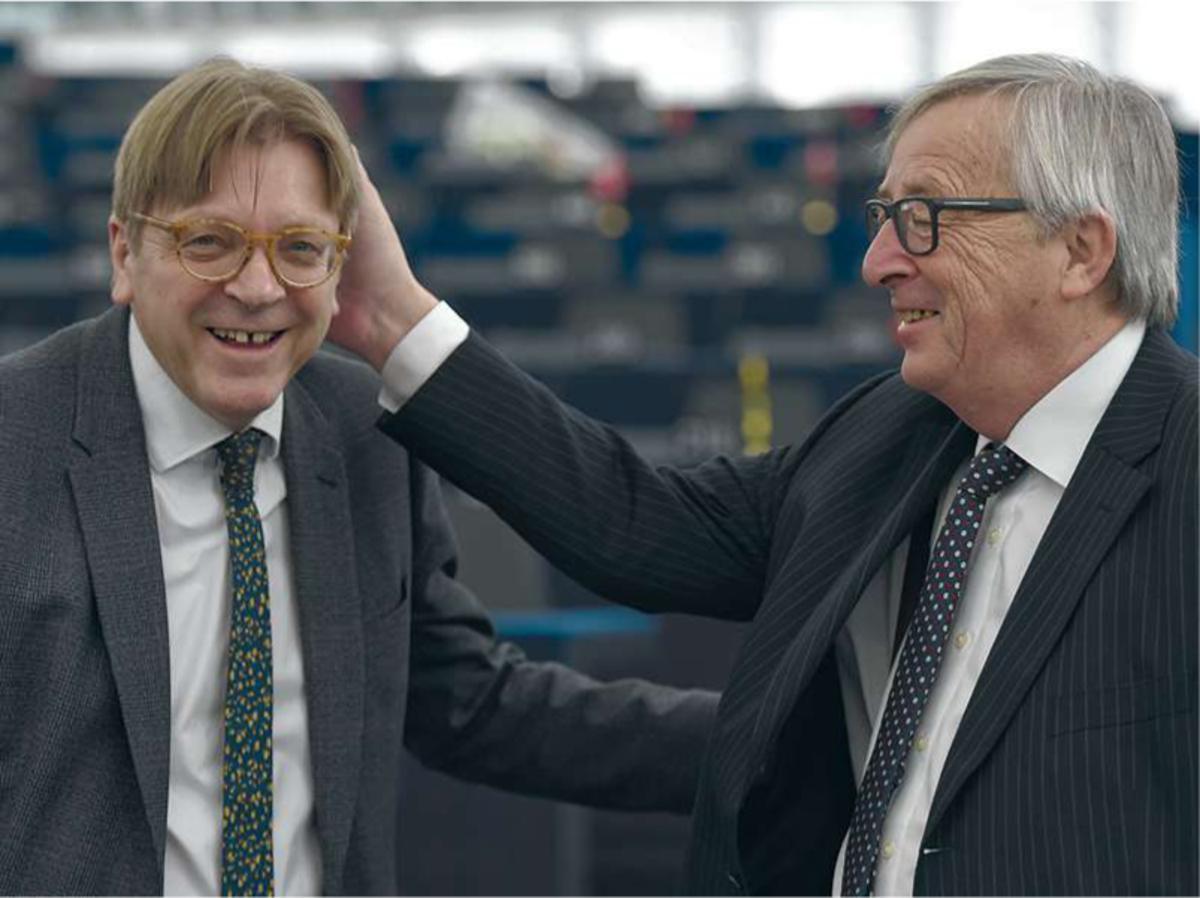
[377,302,470,413]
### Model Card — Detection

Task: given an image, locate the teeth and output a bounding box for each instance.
[211,328,278,345]
[899,309,938,324]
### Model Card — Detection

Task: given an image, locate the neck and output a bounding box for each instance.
[952,310,1129,442]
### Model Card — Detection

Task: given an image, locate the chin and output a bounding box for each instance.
[207,407,264,432]
[200,386,282,431]
[899,353,951,400]
[899,353,929,389]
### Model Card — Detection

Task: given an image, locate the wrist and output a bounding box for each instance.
[367,286,439,372]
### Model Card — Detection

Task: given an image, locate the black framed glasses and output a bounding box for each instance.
[865,197,1027,256]
[131,212,352,289]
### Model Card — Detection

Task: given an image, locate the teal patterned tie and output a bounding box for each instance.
[217,430,275,897]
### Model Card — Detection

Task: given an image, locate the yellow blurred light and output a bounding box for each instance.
[597,203,631,239]
[738,355,769,389]
[742,408,773,438]
[738,353,772,455]
[801,200,838,236]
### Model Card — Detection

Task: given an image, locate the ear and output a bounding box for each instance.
[1060,210,1117,301]
[108,215,136,306]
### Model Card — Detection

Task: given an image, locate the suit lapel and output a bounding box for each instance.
[65,311,367,885]
[926,330,1177,832]
[67,307,172,869]
[281,377,364,895]
[749,410,976,775]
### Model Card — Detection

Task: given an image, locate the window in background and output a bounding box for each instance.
[25,30,194,74]
[758,2,919,107]
[225,30,393,77]
[937,2,1101,77]
[402,14,576,79]
[585,8,748,105]
[1118,1,1199,129]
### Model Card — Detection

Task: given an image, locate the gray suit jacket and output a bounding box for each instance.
[0,307,718,895]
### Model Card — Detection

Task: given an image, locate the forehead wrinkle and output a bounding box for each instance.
[172,140,338,230]
[885,97,1012,198]
[894,153,975,197]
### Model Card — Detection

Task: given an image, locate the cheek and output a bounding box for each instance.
[312,290,338,330]
[947,234,1001,295]
[295,291,338,346]
[134,278,204,340]
[936,239,1009,338]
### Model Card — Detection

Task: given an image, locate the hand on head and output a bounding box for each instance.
[326,148,440,371]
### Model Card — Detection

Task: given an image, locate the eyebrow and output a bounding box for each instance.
[878,180,950,200]
[874,179,949,201]
[178,211,338,230]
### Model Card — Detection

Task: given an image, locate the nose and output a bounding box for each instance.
[224,244,286,307]
[861,218,919,288]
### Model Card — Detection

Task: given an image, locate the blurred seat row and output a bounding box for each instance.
[1,47,1195,484]
[0,49,906,467]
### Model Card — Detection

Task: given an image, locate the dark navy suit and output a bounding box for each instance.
[384,327,1198,895]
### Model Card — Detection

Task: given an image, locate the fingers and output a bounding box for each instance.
[329,145,439,370]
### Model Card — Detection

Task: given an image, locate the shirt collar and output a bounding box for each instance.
[128,313,284,473]
[982,318,1146,489]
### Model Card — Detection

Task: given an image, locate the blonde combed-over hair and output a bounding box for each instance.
[112,57,360,243]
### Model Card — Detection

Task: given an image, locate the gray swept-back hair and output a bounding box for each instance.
[886,53,1179,327]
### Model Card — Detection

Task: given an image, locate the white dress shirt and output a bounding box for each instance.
[381,303,1146,896]
[832,316,1146,895]
[128,317,321,896]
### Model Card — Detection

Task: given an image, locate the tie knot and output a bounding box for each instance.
[217,429,262,507]
[957,443,1027,501]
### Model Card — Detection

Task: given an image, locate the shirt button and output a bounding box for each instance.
[915,735,929,752]
[986,527,1002,545]
[954,631,971,650]
[882,840,895,860]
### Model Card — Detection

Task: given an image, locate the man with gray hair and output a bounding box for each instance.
[337,54,1197,894]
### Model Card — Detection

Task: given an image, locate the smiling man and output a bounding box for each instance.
[112,139,345,428]
[335,54,1198,894]
[0,59,720,895]
[864,91,1133,442]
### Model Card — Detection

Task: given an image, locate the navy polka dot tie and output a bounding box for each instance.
[841,443,1027,896]
[217,430,275,897]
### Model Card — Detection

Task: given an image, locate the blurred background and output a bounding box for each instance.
[0,2,1195,894]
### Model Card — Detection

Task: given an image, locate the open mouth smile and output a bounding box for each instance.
[898,309,939,324]
[208,327,284,346]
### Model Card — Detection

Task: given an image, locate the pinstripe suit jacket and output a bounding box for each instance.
[383,327,1198,895]
[0,307,718,895]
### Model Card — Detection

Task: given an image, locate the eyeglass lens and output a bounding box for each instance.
[867,200,934,254]
[896,200,934,253]
[177,221,339,286]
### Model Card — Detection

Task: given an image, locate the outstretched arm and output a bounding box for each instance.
[403,459,719,814]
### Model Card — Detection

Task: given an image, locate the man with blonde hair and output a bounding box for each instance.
[338,53,1198,894]
[0,58,719,895]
